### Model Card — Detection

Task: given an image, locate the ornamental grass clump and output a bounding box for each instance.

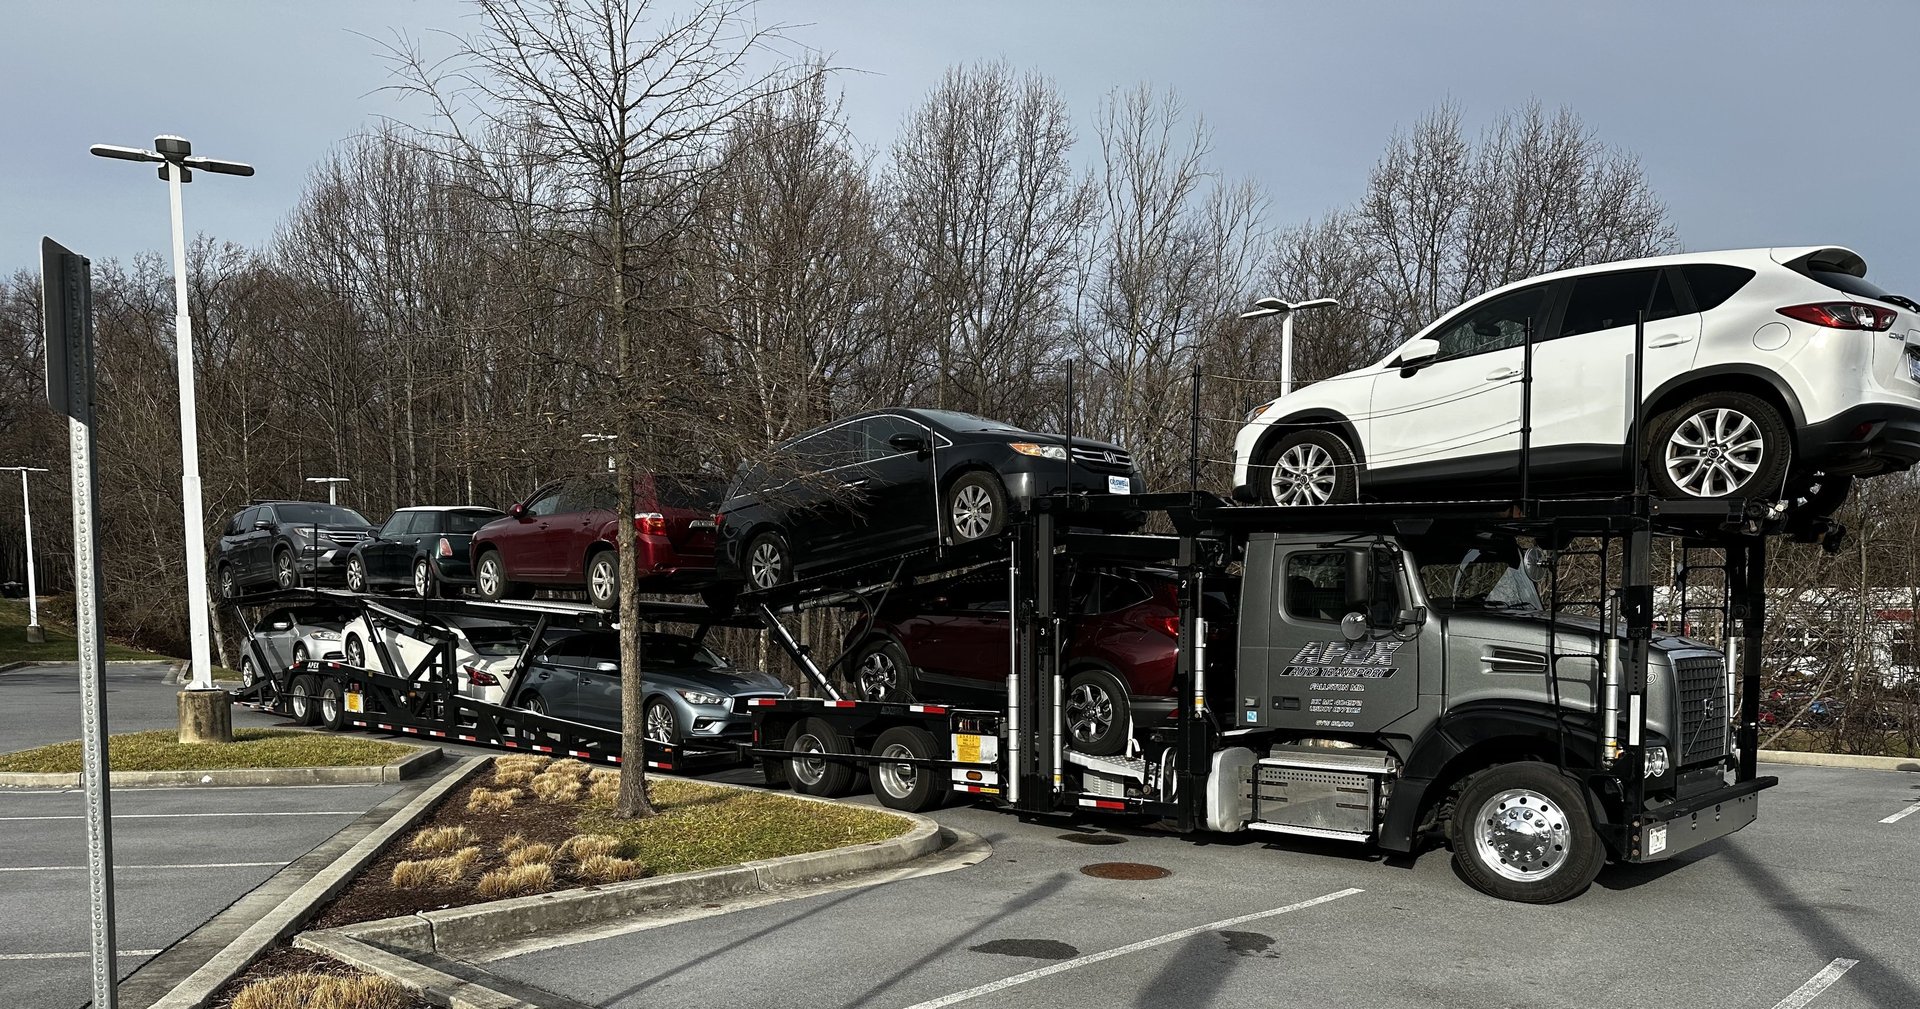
[466,787,521,814]
[476,862,554,898]
[230,971,409,1009]
[407,825,476,854]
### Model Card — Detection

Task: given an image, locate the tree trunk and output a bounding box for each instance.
[611,182,656,820]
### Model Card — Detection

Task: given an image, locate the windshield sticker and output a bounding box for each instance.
[1281,640,1403,678]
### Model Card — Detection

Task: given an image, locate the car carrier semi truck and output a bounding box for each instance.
[745,492,1776,904]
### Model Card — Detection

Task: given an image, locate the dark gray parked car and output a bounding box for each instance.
[513,630,788,746]
[213,501,373,597]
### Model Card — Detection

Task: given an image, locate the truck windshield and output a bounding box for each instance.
[1418,547,1541,613]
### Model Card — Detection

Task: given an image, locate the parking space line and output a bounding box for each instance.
[898,888,1364,1009]
[1770,958,1859,1009]
[0,861,285,873]
[0,949,163,961]
[1878,801,1920,824]
[0,811,367,821]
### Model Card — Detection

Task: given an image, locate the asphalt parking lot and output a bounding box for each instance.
[0,661,412,1009]
[486,762,1920,1009]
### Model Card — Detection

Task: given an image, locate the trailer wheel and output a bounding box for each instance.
[287,673,318,726]
[869,726,949,812]
[1450,762,1604,904]
[317,679,347,731]
[785,718,858,797]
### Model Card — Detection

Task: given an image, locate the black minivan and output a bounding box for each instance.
[715,408,1143,590]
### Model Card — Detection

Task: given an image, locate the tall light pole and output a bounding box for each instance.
[305,476,350,505]
[1240,296,1341,397]
[91,136,253,692]
[0,467,49,643]
[582,433,617,475]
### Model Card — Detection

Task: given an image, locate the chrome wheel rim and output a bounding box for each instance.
[876,742,917,798]
[1066,681,1115,744]
[1269,443,1338,505]
[320,686,339,724]
[345,639,364,668]
[414,562,430,597]
[859,650,899,701]
[240,658,255,688]
[645,703,676,743]
[477,558,500,597]
[290,680,310,720]
[790,733,827,786]
[1665,408,1764,498]
[276,554,295,588]
[951,484,994,540]
[590,557,617,604]
[346,559,364,592]
[749,540,783,589]
[1473,787,1570,883]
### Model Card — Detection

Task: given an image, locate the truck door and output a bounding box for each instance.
[1246,540,1420,734]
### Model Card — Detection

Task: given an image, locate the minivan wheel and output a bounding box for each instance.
[1648,391,1788,501]
[854,640,916,702]
[475,550,509,602]
[586,551,619,610]
[947,472,1007,543]
[745,532,791,591]
[1064,668,1131,756]
[1260,429,1358,506]
[1450,761,1604,903]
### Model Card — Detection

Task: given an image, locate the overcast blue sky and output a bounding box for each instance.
[7,0,1920,288]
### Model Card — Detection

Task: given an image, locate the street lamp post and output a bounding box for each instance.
[1239,296,1342,397]
[582,434,617,474]
[90,137,252,693]
[0,467,49,643]
[305,477,350,505]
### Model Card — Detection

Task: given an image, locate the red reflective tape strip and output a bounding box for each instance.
[1078,799,1127,810]
[351,721,367,727]
[429,730,447,738]
[502,740,520,748]
[610,755,622,764]
[402,726,419,734]
[377,724,394,731]
[569,751,591,758]
[646,761,670,769]
[748,698,776,707]
[532,745,554,753]
[909,705,948,714]
[826,700,856,708]
[457,735,478,742]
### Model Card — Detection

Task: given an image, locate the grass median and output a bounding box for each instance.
[0,597,171,663]
[0,728,417,773]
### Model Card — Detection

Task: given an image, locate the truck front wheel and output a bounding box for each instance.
[1449,761,1604,904]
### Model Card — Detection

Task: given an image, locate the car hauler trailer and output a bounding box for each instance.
[741,489,1783,904]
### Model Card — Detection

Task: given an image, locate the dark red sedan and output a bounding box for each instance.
[842,569,1233,755]
[469,474,722,609]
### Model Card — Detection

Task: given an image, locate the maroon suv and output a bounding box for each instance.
[842,569,1233,755]
[469,475,721,609]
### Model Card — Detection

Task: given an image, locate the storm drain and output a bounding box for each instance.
[1081,861,1170,880]
[1059,832,1127,845]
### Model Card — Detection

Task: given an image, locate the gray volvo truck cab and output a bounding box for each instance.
[1205,528,1753,902]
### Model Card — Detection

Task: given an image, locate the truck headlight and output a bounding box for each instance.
[677,689,727,706]
[1009,442,1068,461]
[1644,746,1670,778]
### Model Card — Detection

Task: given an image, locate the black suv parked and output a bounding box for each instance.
[213,501,374,598]
[717,408,1142,590]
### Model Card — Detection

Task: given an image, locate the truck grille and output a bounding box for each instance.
[1673,655,1728,765]
[1071,446,1134,475]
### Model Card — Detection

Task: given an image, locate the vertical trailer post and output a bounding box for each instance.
[1004,539,1022,804]
[1735,536,1766,781]
[1623,524,1655,811]
[1174,531,1210,830]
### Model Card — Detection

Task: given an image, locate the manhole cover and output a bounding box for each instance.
[1059,832,1126,845]
[1081,861,1170,880]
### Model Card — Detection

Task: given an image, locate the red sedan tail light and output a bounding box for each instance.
[1777,302,1897,331]
[634,512,666,536]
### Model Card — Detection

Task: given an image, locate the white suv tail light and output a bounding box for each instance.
[1777,302,1897,331]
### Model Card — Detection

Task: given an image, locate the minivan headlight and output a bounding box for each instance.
[1010,442,1068,461]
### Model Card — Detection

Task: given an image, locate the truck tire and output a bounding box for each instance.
[1065,668,1131,757]
[317,679,348,731]
[784,717,858,797]
[869,726,949,812]
[1449,762,1604,904]
[287,673,318,726]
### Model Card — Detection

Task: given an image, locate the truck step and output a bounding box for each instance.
[1261,745,1395,775]
[1245,822,1371,843]
[1066,750,1149,782]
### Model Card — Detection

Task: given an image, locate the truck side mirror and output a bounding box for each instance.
[1345,548,1374,611]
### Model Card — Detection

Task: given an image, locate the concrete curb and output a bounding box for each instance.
[313,777,944,960]
[0,744,441,789]
[142,756,488,1009]
[295,932,557,1009]
[1758,749,1920,772]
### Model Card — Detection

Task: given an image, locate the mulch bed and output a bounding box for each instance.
[206,945,433,1009]
[311,769,606,929]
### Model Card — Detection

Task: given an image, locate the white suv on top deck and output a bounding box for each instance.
[1232,246,1920,510]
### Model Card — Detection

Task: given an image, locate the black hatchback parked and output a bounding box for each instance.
[345,506,504,598]
[716,408,1142,590]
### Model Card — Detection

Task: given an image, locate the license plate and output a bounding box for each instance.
[1107,475,1132,495]
[688,519,716,530]
[953,733,983,764]
[345,692,364,714]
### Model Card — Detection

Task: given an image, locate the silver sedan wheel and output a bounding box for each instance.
[1665,407,1764,498]
[858,650,899,701]
[1269,443,1337,505]
[644,701,677,744]
[875,742,917,799]
[1066,681,1115,745]
[1472,787,1570,883]
[950,484,994,541]
[749,539,784,589]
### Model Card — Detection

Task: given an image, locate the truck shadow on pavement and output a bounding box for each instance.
[1717,845,1916,1007]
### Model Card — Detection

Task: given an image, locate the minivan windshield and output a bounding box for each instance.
[916,410,1026,434]
[275,503,370,526]
[1416,545,1541,613]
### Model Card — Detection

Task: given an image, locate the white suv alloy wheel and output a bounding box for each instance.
[1270,443,1338,505]
[1664,407,1765,497]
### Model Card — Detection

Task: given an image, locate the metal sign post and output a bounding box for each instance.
[43,237,118,1009]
